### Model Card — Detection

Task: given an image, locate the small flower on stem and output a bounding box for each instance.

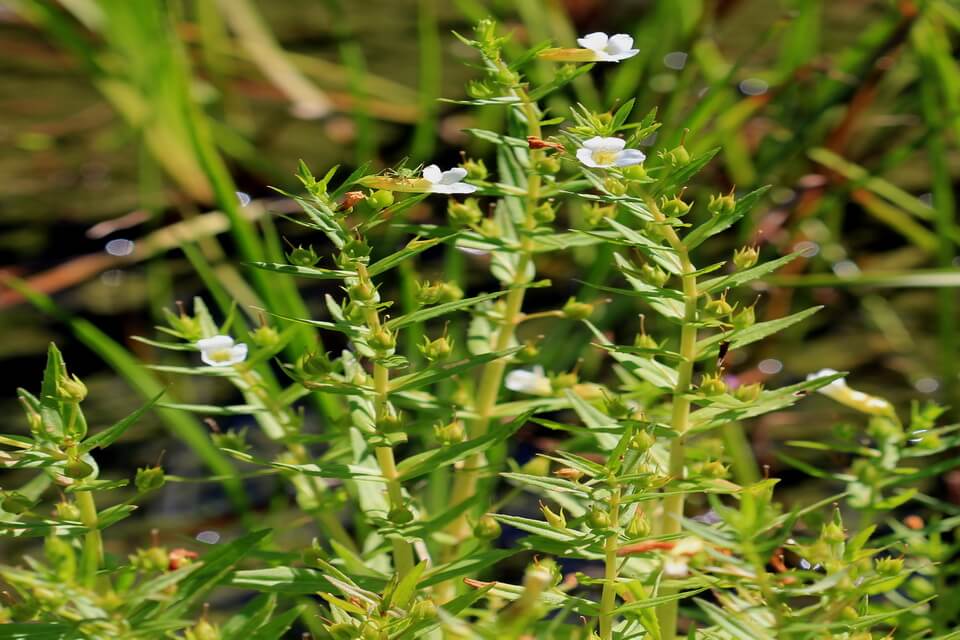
[576,137,646,169]
[505,365,552,396]
[422,165,477,194]
[197,335,247,367]
[540,33,639,63]
[806,368,895,416]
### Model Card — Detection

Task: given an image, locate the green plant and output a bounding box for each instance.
[4,16,960,640]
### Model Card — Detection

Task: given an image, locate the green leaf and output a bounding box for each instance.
[695,306,822,359]
[389,347,522,394]
[228,567,331,594]
[245,262,354,279]
[221,594,278,637]
[248,606,304,640]
[654,147,721,196]
[389,560,427,610]
[604,218,682,274]
[367,235,457,277]
[385,289,514,331]
[419,549,516,588]
[700,252,802,293]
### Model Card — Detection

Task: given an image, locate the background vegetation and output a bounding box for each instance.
[1,0,959,637]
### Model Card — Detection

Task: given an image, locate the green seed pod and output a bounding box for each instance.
[534,155,561,174]
[55,500,81,521]
[434,420,465,445]
[734,383,764,403]
[550,371,579,391]
[532,202,557,224]
[603,177,627,196]
[587,506,611,530]
[474,514,502,540]
[639,263,669,288]
[368,327,396,353]
[437,282,464,304]
[603,394,631,419]
[875,556,904,576]
[732,245,760,270]
[703,294,734,318]
[553,467,584,482]
[732,304,756,330]
[585,202,616,227]
[410,599,438,620]
[388,505,414,525]
[447,197,483,226]
[2,492,34,514]
[626,509,651,538]
[64,457,93,479]
[419,334,453,361]
[135,466,166,493]
[633,333,658,352]
[249,325,279,348]
[659,193,691,217]
[466,79,495,99]
[708,191,737,216]
[621,164,649,181]
[820,522,846,544]
[539,502,567,529]
[286,244,320,267]
[699,372,728,396]
[369,189,395,210]
[298,351,335,377]
[376,411,403,434]
[630,430,656,452]
[185,617,220,640]
[660,144,690,167]
[562,297,594,320]
[347,280,376,303]
[57,374,87,403]
[697,460,729,479]
[461,158,488,181]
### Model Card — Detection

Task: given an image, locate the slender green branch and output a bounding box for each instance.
[75,489,102,589]
[599,486,622,640]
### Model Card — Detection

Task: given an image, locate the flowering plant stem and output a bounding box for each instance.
[442,88,543,560]
[75,488,102,588]
[645,197,699,639]
[599,486,622,640]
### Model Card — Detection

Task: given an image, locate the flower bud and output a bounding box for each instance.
[699,372,727,396]
[630,430,656,452]
[368,327,396,353]
[587,506,611,530]
[733,246,759,270]
[186,617,220,640]
[2,492,34,514]
[521,456,551,477]
[376,411,403,434]
[478,217,500,238]
[57,374,87,403]
[388,505,414,525]
[708,192,736,216]
[534,156,561,174]
[621,164,649,181]
[298,351,334,377]
[875,556,904,576]
[410,599,438,620]
[603,394,631,419]
[64,456,94,479]
[474,514,502,540]
[585,202,616,227]
[467,79,495,99]
[562,297,594,320]
[550,371,579,391]
[517,340,540,362]
[168,547,199,570]
[448,198,483,226]
[369,189,395,210]
[460,158,488,181]
[539,502,567,529]
[639,263,669,287]
[659,194,691,217]
[532,202,557,224]
[249,325,280,348]
[696,460,729,479]
[287,244,320,267]
[55,500,81,521]
[703,294,734,318]
[626,509,651,538]
[820,522,846,544]
[341,236,371,263]
[337,190,367,212]
[603,177,627,196]
[633,332,658,352]
[553,467,584,482]
[347,280,376,303]
[434,420,465,445]
[135,466,166,493]
[419,334,453,361]
[734,382,764,403]
[732,304,756,330]
[437,282,464,303]
[660,144,690,167]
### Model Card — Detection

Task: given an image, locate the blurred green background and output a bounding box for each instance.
[1,0,959,550]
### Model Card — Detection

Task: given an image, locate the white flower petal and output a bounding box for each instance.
[505,366,551,395]
[446,182,478,194]
[439,167,468,184]
[606,34,634,54]
[806,368,848,400]
[613,149,646,167]
[422,164,442,184]
[581,136,608,150]
[663,557,689,578]
[197,335,234,351]
[577,32,609,52]
[576,147,602,167]
[593,137,626,152]
[605,50,639,62]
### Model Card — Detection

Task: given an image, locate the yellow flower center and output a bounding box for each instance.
[591,150,619,166]
[209,349,233,363]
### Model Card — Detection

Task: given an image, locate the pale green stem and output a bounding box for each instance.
[599,486,622,640]
[75,490,102,588]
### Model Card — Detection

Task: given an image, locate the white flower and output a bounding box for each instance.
[422,165,477,194]
[197,335,248,367]
[505,365,552,396]
[576,137,646,169]
[576,32,639,62]
[806,368,893,416]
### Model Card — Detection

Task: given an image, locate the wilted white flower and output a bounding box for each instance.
[197,335,248,367]
[505,365,552,396]
[806,368,893,416]
[423,165,477,194]
[576,32,639,62]
[576,137,646,169]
